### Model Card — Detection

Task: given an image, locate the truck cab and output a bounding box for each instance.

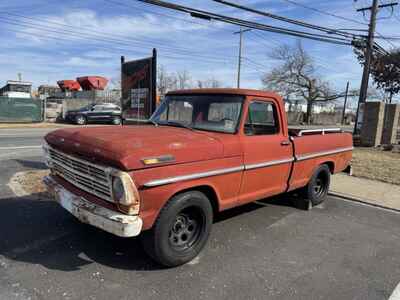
[44,89,353,267]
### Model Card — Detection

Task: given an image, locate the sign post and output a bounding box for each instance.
[121,49,157,124]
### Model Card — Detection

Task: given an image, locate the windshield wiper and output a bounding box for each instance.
[164,121,194,131]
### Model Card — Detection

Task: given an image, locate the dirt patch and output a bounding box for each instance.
[352,148,400,185]
[8,170,51,199]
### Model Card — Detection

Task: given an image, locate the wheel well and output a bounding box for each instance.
[323,161,335,174]
[172,185,219,217]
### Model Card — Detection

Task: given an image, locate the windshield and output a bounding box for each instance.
[80,104,94,111]
[150,94,244,134]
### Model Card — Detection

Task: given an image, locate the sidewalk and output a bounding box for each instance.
[330,174,400,212]
[0,122,73,129]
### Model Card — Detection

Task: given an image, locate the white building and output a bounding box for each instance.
[0,80,32,98]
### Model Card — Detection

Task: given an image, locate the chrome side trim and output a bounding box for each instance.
[245,158,294,170]
[297,128,342,137]
[143,166,245,188]
[143,147,353,188]
[296,147,354,161]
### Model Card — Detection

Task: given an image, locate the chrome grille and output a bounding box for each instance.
[48,147,112,201]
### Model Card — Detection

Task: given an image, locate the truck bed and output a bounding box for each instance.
[287,128,353,191]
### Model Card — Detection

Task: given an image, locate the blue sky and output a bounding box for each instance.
[0,0,399,94]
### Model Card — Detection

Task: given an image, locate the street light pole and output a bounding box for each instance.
[234,27,251,88]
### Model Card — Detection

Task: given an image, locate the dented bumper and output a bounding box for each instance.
[43,176,143,238]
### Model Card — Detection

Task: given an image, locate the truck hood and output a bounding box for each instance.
[45,125,224,171]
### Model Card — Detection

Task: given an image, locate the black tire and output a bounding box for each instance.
[141,191,213,267]
[301,164,331,206]
[75,115,87,125]
[112,116,121,125]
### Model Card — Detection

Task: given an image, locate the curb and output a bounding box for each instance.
[328,191,400,214]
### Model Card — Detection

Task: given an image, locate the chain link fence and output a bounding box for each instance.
[0,97,43,123]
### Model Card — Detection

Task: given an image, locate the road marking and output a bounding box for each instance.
[0,145,41,150]
[389,282,400,300]
[0,149,42,159]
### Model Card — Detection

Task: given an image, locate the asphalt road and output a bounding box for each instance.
[0,128,52,161]
[0,128,399,300]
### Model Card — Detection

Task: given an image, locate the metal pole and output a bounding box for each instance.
[234,27,251,88]
[354,0,379,134]
[121,56,125,126]
[342,81,350,125]
[237,27,243,88]
[43,97,47,123]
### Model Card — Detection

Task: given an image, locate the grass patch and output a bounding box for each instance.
[352,148,400,185]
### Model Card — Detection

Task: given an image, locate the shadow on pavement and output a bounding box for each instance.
[15,159,47,170]
[0,191,300,272]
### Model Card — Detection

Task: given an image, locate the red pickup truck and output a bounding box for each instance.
[43,89,353,267]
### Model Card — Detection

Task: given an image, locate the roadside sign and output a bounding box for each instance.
[121,49,157,123]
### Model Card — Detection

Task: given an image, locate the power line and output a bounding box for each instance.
[242,57,267,69]
[280,0,368,26]
[281,0,396,49]
[0,12,237,61]
[0,15,244,64]
[5,26,241,67]
[103,0,216,29]
[249,31,282,47]
[133,0,354,46]
[213,0,359,39]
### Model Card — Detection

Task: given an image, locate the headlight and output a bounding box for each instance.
[111,172,140,215]
[112,177,126,203]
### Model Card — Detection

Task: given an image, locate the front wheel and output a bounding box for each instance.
[141,191,213,267]
[75,115,87,125]
[301,164,331,206]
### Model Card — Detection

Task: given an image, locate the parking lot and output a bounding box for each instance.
[1,128,400,300]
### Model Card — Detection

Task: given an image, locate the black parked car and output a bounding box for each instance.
[65,103,122,125]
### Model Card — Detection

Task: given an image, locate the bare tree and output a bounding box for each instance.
[157,65,178,97]
[176,70,192,89]
[196,77,222,89]
[262,41,342,124]
[157,67,224,95]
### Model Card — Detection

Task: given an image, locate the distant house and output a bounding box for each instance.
[0,80,32,98]
[38,85,62,99]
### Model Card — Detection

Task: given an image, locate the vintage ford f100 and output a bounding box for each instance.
[43,89,353,266]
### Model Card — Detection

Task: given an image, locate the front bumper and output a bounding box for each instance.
[44,175,143,237]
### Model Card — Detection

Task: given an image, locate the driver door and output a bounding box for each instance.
[238,99,293,205]
[86,105,103,122]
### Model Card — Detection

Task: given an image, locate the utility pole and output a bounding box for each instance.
[233,27,251,88]
[342,81,350,125]
[354,0,379,134]
[353,0,398,134]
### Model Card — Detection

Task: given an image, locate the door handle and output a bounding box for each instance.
[281,140,291,146]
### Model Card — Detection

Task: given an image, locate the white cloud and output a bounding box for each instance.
[0,0,397,93]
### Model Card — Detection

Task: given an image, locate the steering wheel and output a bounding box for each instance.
[220,118,233,122]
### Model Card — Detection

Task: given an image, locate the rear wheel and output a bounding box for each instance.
[141,191,213,267]
[75,115,86,125]
[301,164,331,206]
